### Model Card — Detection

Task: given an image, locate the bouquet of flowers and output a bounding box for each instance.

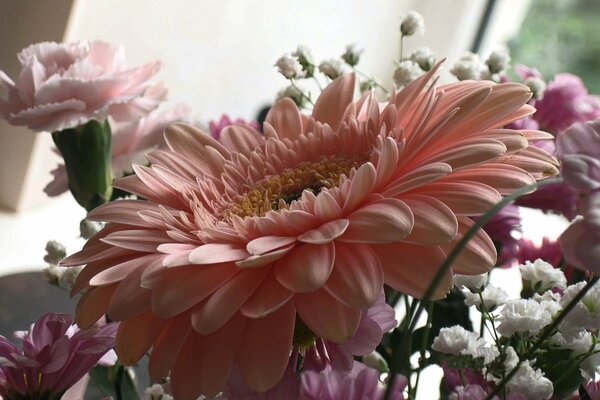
[1,10,599,400]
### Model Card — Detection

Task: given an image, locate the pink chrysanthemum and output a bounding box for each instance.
[63,65,558,399]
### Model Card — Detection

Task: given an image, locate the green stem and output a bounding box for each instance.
[383,177,561,400]
[412,301,433,399]
[484,276,599,400]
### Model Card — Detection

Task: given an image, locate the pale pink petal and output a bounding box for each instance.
[275,242,335,293]
[240,273,294,318]
[312,73,356,131]
[265,97,303,140]
[189,243,249,264]
[401,194,458,244]
[297,219,349,244]
[341,198,413,243]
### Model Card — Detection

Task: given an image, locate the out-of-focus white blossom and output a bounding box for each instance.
[524,76,546,99]
[486,346,519,384]
[318,58,344,79]
[277,85,306,107]
[454,274,488,293]
[409,47,435,71]
[80,218,103,240]
[450,52,485,81]
[341,44,363,67]
[469,342,500,365]
[432,326,480,356]
[520,259,567,292]
[532,290,561,304]
[43,240,66,265]
[400,11,425,36]
[464,286,509,312]
[506,360,554,400]
[497,299,557,337]
[485,48,511,74]
[44,265,82,290]
[579,344,600,380]
[143,383,173,400]
[275,54,305,79]
[393,60,422,87]
[559,281,600,338]
[292,45,315,77]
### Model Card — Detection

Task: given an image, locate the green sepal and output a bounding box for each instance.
[51,119,113,212]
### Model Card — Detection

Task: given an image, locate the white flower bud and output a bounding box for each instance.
[341,44,363,67]
[450,52,485,81]
[464,285,509,312]
[400,11,425,36]
[520,259,567,292]
[44,240,66,265]
[318,58,344,80]
[275,54,305,79]
[393,60,422,87]
[409,47,435,71]
[80,218,102,239]
[485,48,511,74]
[506,360,554,400]
[276,85,306,107]
[524,76,546,99]
[292,45,315,77]
[454,273,488,293]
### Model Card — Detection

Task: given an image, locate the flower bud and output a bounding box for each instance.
[341,44,363,67]
[393,60,421,86]
[292,45,315,78]
[485,48,511,74]
[318,59,344,80]
[275,54,305,79]
[410,47,436,71]
[400,11,425,36]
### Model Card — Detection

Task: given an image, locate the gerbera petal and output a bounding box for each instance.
[238,303,295,392]
[440,217,496,274]
[189,243,249,264]
[101,229,171,252]
[220,124,265,156]
[116,311,166,365]
[402,194,458,244]
[75,285,117,329]
[275,242,335,293]
[149,313,192,381]
[312,73,356,131]
[409,181,501,216]
[191,268,269,335]
[314,190,343,220]
[374,243,452,299]
[236,244,294,268]
[324,243,383,308]
[107,261,154,321]
[246,235,296,255]
[240,272,294,318]
[295,289,361,343]
[341,198,413,243]
[342,162,377,213]
[297,219,349,244]
[265,97,303,140]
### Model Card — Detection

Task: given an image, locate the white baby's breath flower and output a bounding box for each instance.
[43,240,66,266]
[318,58,344,79]
[485,48,511,74]
[464,285,509,312]
[532,290,561,303]
[400,11,425,36]
[551,331,593,355]
[80,218,103,239]
[450,52,485,81]
[393,60,422,87]
[524,76,547,99]
[497,299,556,337]
[506,360,554,400]
[431,325,481,355]
[559,281,600,339]
[341,44,363,67]
[292,45,314,65]
[143,383,172,400]
[468,341,499,365]
[454,273,488,293]
[580,344,600,380]
[520,259,567,292]
[409,47,435,71]
[275,54,304,79]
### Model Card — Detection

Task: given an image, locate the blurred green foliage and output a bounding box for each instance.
[509,0,600,93]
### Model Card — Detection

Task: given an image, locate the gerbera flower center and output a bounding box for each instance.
[223,154,365,219]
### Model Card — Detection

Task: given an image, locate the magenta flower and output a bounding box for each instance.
[534,74,600,133]
[480,204,522,267]
[299,362,406,400]
[0,313,118,400]
[44,104,193,197]
[582,379,600,400]
[556,120,600,274]
[208,114,260,139]
[0,41,166,132]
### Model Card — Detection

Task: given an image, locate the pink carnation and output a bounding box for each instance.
[534,74,600,133]
[44,104,193,196]
[0,41,166,132]
[556,120,600,274]
[0,313,118,399]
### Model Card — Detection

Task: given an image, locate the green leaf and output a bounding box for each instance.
[88,364,140,400]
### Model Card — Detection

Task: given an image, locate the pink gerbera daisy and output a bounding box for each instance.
[63,64,558,399]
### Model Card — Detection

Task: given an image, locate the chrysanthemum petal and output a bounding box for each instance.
[324,243,383,308]
[191,268,269,335]
[238,303,295,392]
[341,198,413,243]
[275,242,335,293]
[295,289,361,342]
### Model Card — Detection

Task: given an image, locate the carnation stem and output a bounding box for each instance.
[484,275,600,400]
[383,177,561,400]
